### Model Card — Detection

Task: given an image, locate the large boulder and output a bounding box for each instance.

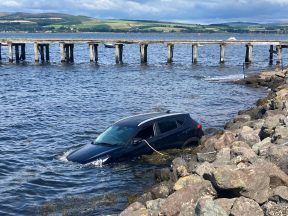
[269,186,288,204]
[252,137,272,155]
[259,114,284,140]
[151,181,172,199]
[160,179,216,215]
[120,202,148,216]
[230,146,257,164]
[195,162,216,178]
[155,167,172,182]
[193,196,228,216]
[172,157,189,179]
[230,197,263,216]
[214,198,236,215]
[252,159,288,188]
[272,125,288,144]
[262,201,288,216]
[207,166,270,204]
[259,145,288,175]
[237,126,261,147]
[214,131,237,150]
[213,148,231,165]
[146,198,165,211]
[173,175,203,191]
[197,151,217,163]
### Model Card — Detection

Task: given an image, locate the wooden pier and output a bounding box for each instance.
[0,38,287,65]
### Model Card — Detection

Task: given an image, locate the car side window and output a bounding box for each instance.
[135,125,154,140]
[158,120,178,134]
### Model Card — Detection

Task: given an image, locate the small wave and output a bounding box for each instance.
[57,150,74,162]
[204,74,244,81]
[83,156,110,168]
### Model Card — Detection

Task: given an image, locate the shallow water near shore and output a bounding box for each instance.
[0,33,285,215]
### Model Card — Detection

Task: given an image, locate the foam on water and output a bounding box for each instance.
[204,74,244,81]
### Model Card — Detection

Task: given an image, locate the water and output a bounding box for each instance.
[0,32,285,215]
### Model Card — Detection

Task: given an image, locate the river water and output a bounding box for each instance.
[0,33,286,215]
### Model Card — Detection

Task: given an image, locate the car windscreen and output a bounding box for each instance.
[94,125,136,146]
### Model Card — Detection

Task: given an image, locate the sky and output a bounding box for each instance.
[1,0,288,24]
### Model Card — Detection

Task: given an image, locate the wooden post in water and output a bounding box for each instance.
[65,44,70,62]
[192,44,198,64]
[167,44,174,63]
[20,44,26,61]
[220,44,225,64]
[245,44,253,64]
[45,45,50,62]
[0,43,2,62]
[34,43,39,63]
[15,45,20,62]
[140,44,148,64]
[89,44,98,63]
[69,44,74,63]
[60,43,66,63]
[276,45,282,65]
[40,45,45,62]
[115,44,123,64]
[269,45,274,65]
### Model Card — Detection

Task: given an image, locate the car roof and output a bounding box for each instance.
[114,112,188,127]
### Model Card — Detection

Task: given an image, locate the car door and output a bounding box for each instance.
[126,123,158,157]
[153,118,183,150]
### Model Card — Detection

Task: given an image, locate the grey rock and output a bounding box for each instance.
[214,198,236,215]
[151,181,172,199]
[234,115,251,123]
[252,137,272,155]
[269,186,288,204]
[262,201,288,216]
[230,146,257,164]
[136,192,153,205]
[237,127,261,147]
[194,196,228,216]
[213,148,231,165]
[230,197,263,216]
[146,198,165,211]
[197,151,217,163]
[172,157,189,179]
[120,202,147,216]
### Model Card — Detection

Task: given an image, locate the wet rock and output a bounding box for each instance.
[146,198,165,211]
[160,179,216,215]
[199,134,221,153]
[214,198,236,215]
[269,186,288,204]
[208,166,270,204]
[172,157,189,179]
[252,159,288,188]
[234,114,252,123]
[252,137,272,154]
[238,106,266,120]
[214,131,237,150]
[120,202,147,216]
[173,175,204,191]
[230,197,263,216]
[155,167,172,182]
[136,192,153,205]
[247,119,265,130]
[151,181,172,199]
[262,201,288,216]
[197,151,217,163]
[194,196,228,216]
[187,160,199,173]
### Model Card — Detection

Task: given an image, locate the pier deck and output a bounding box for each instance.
[0,38,287,64]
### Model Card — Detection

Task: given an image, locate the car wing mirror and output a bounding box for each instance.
[132,138,143,145]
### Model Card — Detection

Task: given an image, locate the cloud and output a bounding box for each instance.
[0,0,288,23]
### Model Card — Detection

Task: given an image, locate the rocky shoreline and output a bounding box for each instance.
[120,69,288,216]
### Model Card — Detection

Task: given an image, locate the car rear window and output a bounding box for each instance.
[158,120,178,134]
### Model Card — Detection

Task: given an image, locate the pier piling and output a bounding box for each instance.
[220,44,225,64]
[15,45,20,62]
[0,43,2,61]
[276,45,282,65]
[140,44,148,64]
[269,45,274,65]
[245,44,253,64]
[20,44,26,61]
[45,45,50,62]
[192,44,198,64]
[40,45,45,62]
[167,44,174,63]
[60,43,66,63]
[8,43,13,63]
[34,43,39,63]
[115,44,123,64]
[89,44,98,63]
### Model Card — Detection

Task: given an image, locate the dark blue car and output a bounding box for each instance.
[67,112,203,164]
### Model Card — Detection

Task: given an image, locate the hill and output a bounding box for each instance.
[0,12,287,33]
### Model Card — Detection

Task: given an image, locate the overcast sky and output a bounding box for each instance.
[1,0,288,24]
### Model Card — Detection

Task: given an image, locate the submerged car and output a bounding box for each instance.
[67,112,203,164]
